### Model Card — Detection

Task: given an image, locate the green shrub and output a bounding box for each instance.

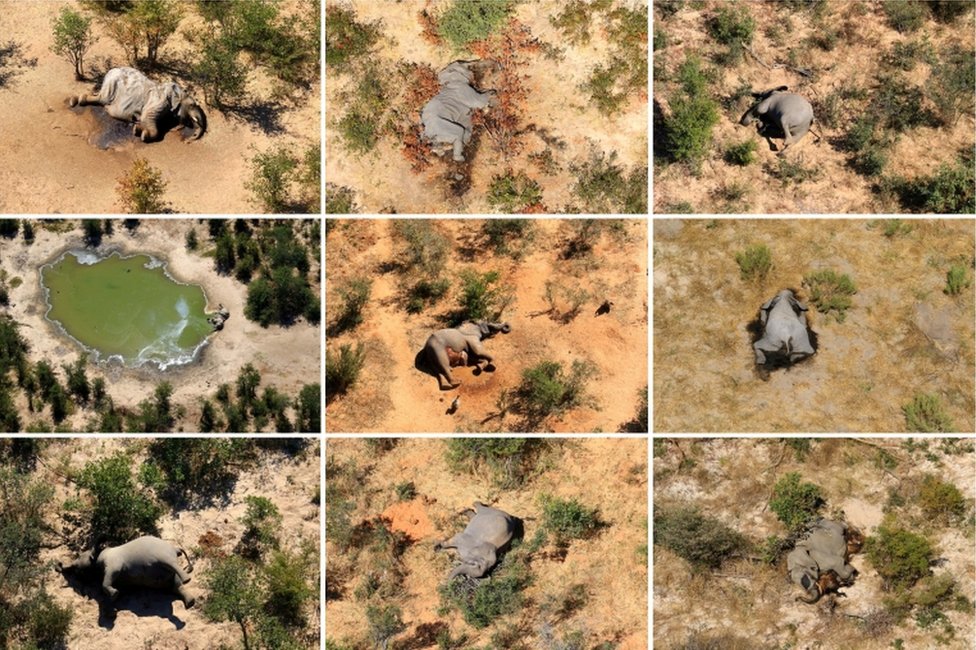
[511,359,596,425]
[456,269,509,322]
[395,481,417,501]
[0,468,53,593]
[446,438,546,488]
[723,140,756,166]
[663,56,719,165]
[51,6,97,80]
[653,506,746,571]
[487,171,544,213]
[239,495,281,558]
[944,264,971,295]
[439,560,529,628]
[295,383,320,433]
[393,219,449,277]
[116,158,168,213]
[332,277,372,332]
[3,589,73,649]
[539,495,600,545]
[193,30,247,108]
[875,75,930,132]
[483,219,533,256]
[202,556,262,648]
[244,268,317,327]
[926,0,973,21]
[885,161,975,214]
[63,354,91,404]
[549,0,598,45]
[437,0,514,49]
[917,475,967,526]
[324,5,379,70]
[325,184,356,214]
[902,393,954,432]
[769,472,824,532]
[406,278,450,314]
[865,522,934,590]
[734,244,771,281]
[325,343,366,403]
[570,150,646,214]
[366,604,406,647]
[802,270,857,322]
[247,147,299,213]
[143,439,244,503]
[78,452,162,544]
[126,381,177,432]
[884,0,928,32]
[928,45,976,126]
[707,2,754,62]
[883,38,936,70]
[264,548,315,627]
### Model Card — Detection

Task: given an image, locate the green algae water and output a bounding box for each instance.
[41,251,213,369]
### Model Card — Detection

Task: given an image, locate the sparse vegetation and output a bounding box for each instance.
[902,393,955,433]
[446,438,548,489]
[883,0,928,33]
[654,506,747,571]
[944,264,971,296]
[734,244,772,281]
[116,157,168,213]
[325,343,366,403]
[487,171,544,213]
[707,2,755,63]
[331,277,372,334]
[802,269,857,322]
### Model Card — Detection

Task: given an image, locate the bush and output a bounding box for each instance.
[903,393,954,432]
[2,590,73,649]
[395,481,417,501]
[131,0,183,67]
[446,438,546,488]
[734,244,771,281]
[203,556,262,648]
[511,360,596,425]
[437,0,514,49]
[51,6,97,80]
[439,561,529,628]
[865,522,933,590]
[487,171,544,213]
[653,506,746,570]
[883,0,928,32]
[193,31,247,108]
[539,495,600,545]
[116,158,168,213]
[238,495,281,558]
[723,140,756,166]
[244,268,317,327]
[944,264,971,296]
[926,0,973,21]
[126,381,177,432]
[663,56,719,165]
[78,452,162,544]
[264,547,315,627]
[325,343,366,403]
[708,2,754,62]
[457,269,509,322]
[325,5,380,71]
[247,147,299,213]
[482,219,533,257]
[885,161,975,214]
[332,277,371,332]
[366,604,406,648]
[883,38,936,70]
[570,150,647,214]
[325,184,357,214]
[875,75,930,132]
[769,472,824,532]
[295,383,320,432]
[917,475,967,526]
[928,46,976,126]
[549,0,597,45]
[393,219,450,277]
[143,439,243,503]
[0,468,53,593]
[802,270,857,322]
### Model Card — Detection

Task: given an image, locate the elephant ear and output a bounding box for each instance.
[168,84,185,112]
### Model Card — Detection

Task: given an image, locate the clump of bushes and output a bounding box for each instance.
[238,495,282,559]
[331,277,372,334]
[116,158,169,213]
[802,270,857,322]
[439,557,530,628]
[734,244,771,281]
[883,0,928,33]
[653,506,747,571]
[141,439,245,504]
[724,140,756,166]
[325,5,380,71]
[487,171,544,213]
[769,472,824,532]
[570,150,647,213]
[917,475,967,526]
[437,0,514,49]
[902,393,954,433]
[539,495,601,546]
[864,521,934,591]
[707,2,755,63]
[78,452,162,544]
[325,343,366,404]
[483,219,534,257]
[884,159,976,214]
[446,438,548,488]
[456,269,510,323]
[246,145,319,213]
[944,264,971,296]
[510,360,596,427]
[928,45,976,126]
[661,55,719,167]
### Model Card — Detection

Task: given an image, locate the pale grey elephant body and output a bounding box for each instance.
[57,536,194,616]
[421,61,495,161]
[435,502,516,579]
[70,67,206,142]
[754,289,815,366]
[423,320,511,389]
[787,519,859,603]
[740,87,814,154]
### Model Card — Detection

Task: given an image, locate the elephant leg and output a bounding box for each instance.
[431,346,460,388]
[174,576,195,608]
[174,564,191,584]
[431,116,467,161]
[785,121,810,146]
[101,574,119,602]
[467,340,493,366]
[70,93,102,107]
[753,337,781,364]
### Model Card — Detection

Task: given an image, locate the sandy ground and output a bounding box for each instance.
[0,219,321,432]
[654,218,975,433]
[654,438,976,650]
[325,219,648,433]
[325,437,648,649]
[652,0,976,213]
[325,0,648,213]
[31,438,321,650]
[0,1,319,214]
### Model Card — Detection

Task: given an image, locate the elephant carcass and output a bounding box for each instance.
[787,519,859,604]
[739,87,814,154]
[435,502,516,579]
[753,289,815,367]
[421,61,496,162]
[69,67,207,142]
[421,320,511,389]
[56,536,195,617]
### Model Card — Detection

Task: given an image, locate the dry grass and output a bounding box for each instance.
[654,219,975,432]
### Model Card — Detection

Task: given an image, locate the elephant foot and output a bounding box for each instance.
[69,96,78,107]
[453,155,466,162]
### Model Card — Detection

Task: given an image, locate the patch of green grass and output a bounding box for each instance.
[734,244,772,282]
[883,0,928,33]
[723,140,756,166]
[944,264,971,295]
[802,269,857,322]
[487,171,544,213]
[437,0,514,49]
[902,394,954,433]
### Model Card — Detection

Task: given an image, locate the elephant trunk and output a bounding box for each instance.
[739,106,758,126]
[797,583,822,604]
[182,102,207,140]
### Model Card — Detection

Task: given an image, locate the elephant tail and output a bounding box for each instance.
[178,547,194,574]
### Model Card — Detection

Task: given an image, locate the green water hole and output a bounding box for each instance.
[41,251,214,369]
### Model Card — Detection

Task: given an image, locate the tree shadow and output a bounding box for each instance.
[221,98,287,136]
[398,622,451,650]
[0,40,37,89]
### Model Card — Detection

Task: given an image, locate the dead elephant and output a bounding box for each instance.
[56,536,195,618]
[420,61,497,161]
[787,519,863,603]
[435,502,516,579]
[753,289,816,368]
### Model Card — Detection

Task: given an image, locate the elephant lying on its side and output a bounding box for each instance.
[753,289,815,367]
[69,67,207,142]
[435,502,516,579]
[420,320,511,389]
[56,536,195,618]
[787,519,863,603]
[421,61,497,161]
[739,86,814,154]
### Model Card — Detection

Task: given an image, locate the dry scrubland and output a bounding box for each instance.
[654,218,975,432]
[0,218,321,433]
[653,0,976,213]
[1,438,320,650]
[325,0,647,214]
[0,0,319,214]
[325,437,648,650]
[654,438,976,650]
[325,219,648,433]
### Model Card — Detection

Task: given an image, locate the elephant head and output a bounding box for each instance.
[475,321,511,337]
[739,86,789,126]
[178,97,207,141]
[56,546,100,580]
[796,572,822,603]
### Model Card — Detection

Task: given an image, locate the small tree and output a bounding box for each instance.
[769,472,824,532]
[199,398,219,432]
[51,7,97,80]
[132,0,183,68]
[117,158,169,213]
[185,227,199,251]
[366,604,406,650]
[22,221,34,244]
[78,452,162,544]
[194,31,247,108]
[247,147,299,213]
[295,383,320,432]
[63,354,91,405]
[203,556,262,650]
[82,219,103,248]
[236,363,261,407]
